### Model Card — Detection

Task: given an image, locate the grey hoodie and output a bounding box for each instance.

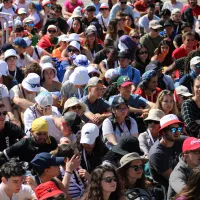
[167,155,192,200]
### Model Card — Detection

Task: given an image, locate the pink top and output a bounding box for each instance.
[64,0,83,13]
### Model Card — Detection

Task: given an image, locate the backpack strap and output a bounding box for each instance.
[34,46,40,59]
[131,68,135,82]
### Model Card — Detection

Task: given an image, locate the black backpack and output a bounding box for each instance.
[125,188,151,200]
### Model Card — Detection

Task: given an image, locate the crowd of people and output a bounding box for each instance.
[1,0,200,199]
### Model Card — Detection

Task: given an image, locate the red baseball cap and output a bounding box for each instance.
[182,137,200,152]
[117,76,133,87]
[35,181,64,200]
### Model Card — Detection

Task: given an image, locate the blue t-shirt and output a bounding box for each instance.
[115,65,141,86]
[109,94,148,108]
[90,2,101,15]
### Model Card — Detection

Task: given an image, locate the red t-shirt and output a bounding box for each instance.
[134,87,162,103]
[181,4,200,18]
[172,47,187,60]
[134,0,148,12]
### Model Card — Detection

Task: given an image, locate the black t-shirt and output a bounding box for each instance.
[4,136,58,162]
[9,67,24,84]
[57,17,69,34]
[148,135,187,190]
[0,121,25,151]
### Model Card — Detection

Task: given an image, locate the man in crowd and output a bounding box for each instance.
[171,8,182,37]
[181,0,200,18]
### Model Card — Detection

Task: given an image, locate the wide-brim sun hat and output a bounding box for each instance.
[4,49,19,60]
[41,63,57,78]
[22,73,41,92]
[67,41,80,52]
[144,109,165,122]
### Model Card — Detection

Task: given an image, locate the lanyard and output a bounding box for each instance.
[83,149,89,171]
[8,68,17,79]
[78,88,82,99]
[147,128,155,145]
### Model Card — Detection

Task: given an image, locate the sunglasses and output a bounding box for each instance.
[100,8,108,11]
[27,83,40,88]
[71,105,82,110]
[129,164,144,171]
[68,48,77,53]
[102,176,117,183]
[196,65,200,69]
[168,126,183,134]
[46,3,52,7]
[48,29,56,33]
[0,111,7,116]
[120,1,127,4]
[153,29,161,32]
[26,23,34,27]
[147,120,160,124]
[138,51,148,55]
[131,36,140,39]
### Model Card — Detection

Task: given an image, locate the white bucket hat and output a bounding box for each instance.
[42,63,57,78]
[69,67,90,85]
[22,73,41,92]
[105,69,118,79]
[67,41,80,52]
[18,8,27,14]
[144,109,165,122]
[23,37,32,46]
[39,56,53,66]
[58,35,69,43]
[73,54,90,67]
[4,49,19,60]
[35,91,53,107]
[0,61,8,76]
[67,33,80,42]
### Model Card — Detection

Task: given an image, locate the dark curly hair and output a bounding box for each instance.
[83,165,121,200]
[24,62,42,78]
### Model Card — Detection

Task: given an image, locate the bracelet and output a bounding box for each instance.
[65,171,72,175]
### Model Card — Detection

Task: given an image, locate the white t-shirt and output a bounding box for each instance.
[32,46,43,61]
[13,0,30,12]
[102,117,138,148]
[0,4,17,21]
[0,183,35,200]
[139,15,160,33]
[162,1,183,11]
[29,12,40,25]
[16,53,36,68]
[96,13,110,30]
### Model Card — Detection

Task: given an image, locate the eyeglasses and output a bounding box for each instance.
[71,105,82,110]
[0,111,7,116]
[102,176,117,183]
[129,164,144,171]
[120,1,127,4]
[26,23,34,27]
[153,29,161,32]
[46,3,52,7]
[68,48,77,53]
[131,36,140,40]
[147,120,160,124]
[27,82,40,88]
[116,107,128,112]
[168,126,183,133]
[138,51,148,55]
[48,29,56,33]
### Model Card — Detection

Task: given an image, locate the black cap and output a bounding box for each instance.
[145,60,162,72]
[108,74,121,85]
[163,19,174,27]
[160,9,171,17]
[118,51,131,59]
[111,135,144,156]
[112,96,128,108]
[63,111,82,134]
[85,5,96,11]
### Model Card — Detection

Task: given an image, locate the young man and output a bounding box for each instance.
[0,159,36,199]
[167,137,200,199]
[162,0,183,11]
[171,8,182,37]
[181,0,200,18]
[149,114,187,196]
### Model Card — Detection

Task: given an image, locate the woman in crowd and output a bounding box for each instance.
[129,29,140,44]
[155,90,179,116]
[69,18,85,38]
[82,164,121,200]
[125,15,135,29]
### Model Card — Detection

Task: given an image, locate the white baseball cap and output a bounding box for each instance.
[100,3,109,9]
[67,33,80,42]
[105,69,118,79]
[22,73,41,92]
[58,35,69,43]
[42,0,51,7]
[175,85,193,97]
[18,8,27,14]
[4,49,19,60]
[47,25,57,31]
[171,8,181,15]
[35,91,53,107]
[190,56,200,67]
[0,61,8,76]
[23,37,32,46]
[80,123,99,144]
[87,65,100,75]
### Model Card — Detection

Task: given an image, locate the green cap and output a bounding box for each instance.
[117,76,133,87]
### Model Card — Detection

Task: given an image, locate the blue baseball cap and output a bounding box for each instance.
[13,37,27,48]
[31,153,65,172]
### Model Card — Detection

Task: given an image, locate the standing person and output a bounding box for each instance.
[181,76,200,137]
[140,20,163,58]
[149,114,186,196]
[162,0,183,11]
[181,0,200,18]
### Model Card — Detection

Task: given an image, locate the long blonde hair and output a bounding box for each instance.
[154,90,179,116]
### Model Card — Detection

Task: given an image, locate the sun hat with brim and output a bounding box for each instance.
[35,91,53,108]
[22,73,41,92]
[0,61,8,76]
[117,76,133,87]
[67,33,80,42]
[175,85,193,97]
[62,97,86,115]
[4,49,19,60]
[69,67,90,85]
[67,41,81,52]
[18,8,27,14]
[182,137,200,152]
[112,135,144,156]
[35,181,64,200]
[118,152,148,170]
[158,114,184,133]
[73,54,90,67]
[144,108,165,122]
[23,37,32,47]
[58,35,68,43]
[42,63,57,78]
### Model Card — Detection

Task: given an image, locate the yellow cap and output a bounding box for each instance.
[31,118,48,133]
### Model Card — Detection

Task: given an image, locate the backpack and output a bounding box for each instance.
[125,188,151,200]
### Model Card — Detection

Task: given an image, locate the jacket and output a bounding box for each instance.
[167,155,192,200]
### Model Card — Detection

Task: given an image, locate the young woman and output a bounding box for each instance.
[175,167,200,200]
[41,63,62,93]
[118,152,151,200]
[102,96,138,148]
[151,40,174,67]
[129,29,140,44]
[133,44,150,75]
[82,165,120,200]
[154,90,179,116]
[125,15,135,29]
[69,18,85,38]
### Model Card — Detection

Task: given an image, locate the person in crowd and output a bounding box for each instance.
[24,91,61,135]
[174,166,200,200]
[159,9,172,26]
[160,19,175,41]
[102,96,138,148]
[69,17,85,37]
[0,0,17,21]
[181,7,197,30]
[181,76,200,137]
[174,85,193,112]
[10,73,47,124]
[115,51,141,86]
[167,137,200,199]
[80,77,111,124]
[151,39,174,67]
[91,0,101,16]
[4,49,24,84]
[37,25,58,53]
[162,0,183,11]
[135,70,162,103]
[133,44,150,75]
[171,8,182,36]
[35,181,66,200]
[129,29,140,44]
[179,56,200,93]
[109,0,135,20]
[118,152,151,200]
[181,0,200,18]
[154,90,179,116]
[82,164,120,200]
[149,114,187,196]
[87,65,101,78]
[140,20,163,57]
[139,4,160,33]
[172,31,195,59]
[0,159,36,199]
[139,108,165,156]
[0,118,57,164]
